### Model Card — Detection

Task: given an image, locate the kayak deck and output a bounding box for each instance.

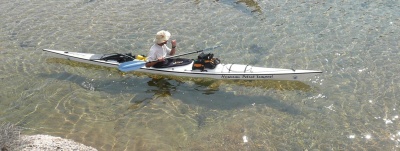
[43,49,322,81]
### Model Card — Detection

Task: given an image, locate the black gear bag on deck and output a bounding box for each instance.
[192,52,220,71]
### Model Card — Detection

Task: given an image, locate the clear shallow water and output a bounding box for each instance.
[0,0,399,150]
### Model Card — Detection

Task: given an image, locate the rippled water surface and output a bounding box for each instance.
[1,0,399,150]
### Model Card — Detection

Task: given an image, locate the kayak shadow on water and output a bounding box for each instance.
[147,77,301,114]
[39,72,304,115]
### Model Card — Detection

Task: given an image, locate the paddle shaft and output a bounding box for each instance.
[159,50,200,61]
[153,45,221,62]
[145,49,202,67]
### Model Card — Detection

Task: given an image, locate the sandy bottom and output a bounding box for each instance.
[20,135,97,151]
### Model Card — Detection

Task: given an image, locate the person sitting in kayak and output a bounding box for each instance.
[145,30,177,68]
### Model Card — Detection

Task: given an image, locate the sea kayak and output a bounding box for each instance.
[43,49,322,81]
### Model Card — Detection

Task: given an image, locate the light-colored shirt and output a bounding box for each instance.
[147,44,171,62]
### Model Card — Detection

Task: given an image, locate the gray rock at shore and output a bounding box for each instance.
[19,135,97,151]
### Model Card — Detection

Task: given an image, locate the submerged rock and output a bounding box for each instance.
[19,135,97,151]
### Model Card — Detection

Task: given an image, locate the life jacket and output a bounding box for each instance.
[192,52,220,71]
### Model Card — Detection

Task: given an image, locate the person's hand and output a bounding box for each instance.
[157,57,165,62]
[171,40,177,48]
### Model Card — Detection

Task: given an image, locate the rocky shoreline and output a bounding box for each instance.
[19,135,97,151]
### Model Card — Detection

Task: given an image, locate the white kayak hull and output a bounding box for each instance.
[43,49,322,81]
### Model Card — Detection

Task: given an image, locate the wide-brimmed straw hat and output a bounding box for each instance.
[154,30,171,44]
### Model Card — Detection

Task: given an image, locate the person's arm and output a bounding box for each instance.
[145,61,157,68]
[170,40,177,56]
[145,57,164,67]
